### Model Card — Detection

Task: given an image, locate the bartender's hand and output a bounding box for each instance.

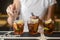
[6,4,18,26]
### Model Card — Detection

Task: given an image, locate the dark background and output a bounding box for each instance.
[55,0,60,18]
[0,0,13,31]
[0,0,13,14]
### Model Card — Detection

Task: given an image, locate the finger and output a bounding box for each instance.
[8,12,14,17]
[6,8,13,17]
[13,10,19,16]
[7,17,13,26]
[9,5,14,11]
[6,6,14,16]
[6,5,12,12]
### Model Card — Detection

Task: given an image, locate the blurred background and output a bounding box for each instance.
[0,0,13,31]
[0,0,60,31]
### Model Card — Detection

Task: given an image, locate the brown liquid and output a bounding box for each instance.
[44,23,54,35]
[13,23,24,35]
[28,22,39,35]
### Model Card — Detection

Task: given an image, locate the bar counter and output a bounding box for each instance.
[0,31,60,40]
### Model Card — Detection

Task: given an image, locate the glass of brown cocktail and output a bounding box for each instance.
[27,18,39,35]
[13,20,24,35]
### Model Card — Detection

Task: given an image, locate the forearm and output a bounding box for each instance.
[13,0,21,13]
[13,0,21,19]
[47,4,56,20]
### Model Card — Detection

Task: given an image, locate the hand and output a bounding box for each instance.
[6,4,18,25]
[6,4,14,17]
